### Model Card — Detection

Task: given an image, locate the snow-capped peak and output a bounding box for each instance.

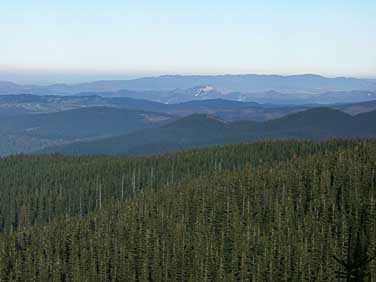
[194,85,216,97]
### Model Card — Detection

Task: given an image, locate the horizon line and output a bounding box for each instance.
[1,72,375,86]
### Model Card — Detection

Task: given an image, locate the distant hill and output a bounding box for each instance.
[335,99,376,115]
[0,94,306,122]
[0,94,113,116]
[62,74,376,93]
[354,110,376,134]
[1,74,376,98]
[0,107,172,155]
[231,90,376,105]
[9,93,376,123]
[3,94,376,156]
[39,114,233,155]
[262,108,357,138]
[40,108,376,156]
[73,87,376,105]
[1,106,172,139]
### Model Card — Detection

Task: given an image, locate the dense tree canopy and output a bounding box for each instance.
[0,139,375,281]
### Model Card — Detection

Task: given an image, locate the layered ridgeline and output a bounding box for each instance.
[0,93,308,121]
[3,94,376,156]
[0,139,375,281]
[1,75,376,102]
[2,93,376,119]
[42,108,376,155]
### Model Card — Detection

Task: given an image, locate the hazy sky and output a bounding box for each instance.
[1,0,375,83]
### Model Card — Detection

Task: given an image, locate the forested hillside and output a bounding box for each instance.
[41,108,376,156]
[0,139,375,281]
[0,107,171,139]
[0,139,354,232]
[0,107,172,156]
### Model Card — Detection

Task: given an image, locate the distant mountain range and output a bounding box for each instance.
[3,94,376,122]
[2,91,376,156]
[1,74,376,104]
[87,87,376,105]
[40,108,376,156]
[0,94,306,121]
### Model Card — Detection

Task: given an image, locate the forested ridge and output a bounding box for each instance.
[0,139,375,281]
[39,108,376,156]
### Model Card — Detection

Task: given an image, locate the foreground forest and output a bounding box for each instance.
[0,139,375,281]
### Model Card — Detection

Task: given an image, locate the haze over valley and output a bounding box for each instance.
[0,73,376,156]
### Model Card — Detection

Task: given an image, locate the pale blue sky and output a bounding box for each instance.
[1,0,375,83]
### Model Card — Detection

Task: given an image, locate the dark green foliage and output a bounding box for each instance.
[0,139,356,232]
[334,224,375,281]
[0,139,375,281]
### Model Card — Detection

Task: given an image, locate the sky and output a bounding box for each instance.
[1,0,375,83]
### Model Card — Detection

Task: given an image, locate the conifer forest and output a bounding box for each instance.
[0,139,375,281]
[2,0,376,280]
